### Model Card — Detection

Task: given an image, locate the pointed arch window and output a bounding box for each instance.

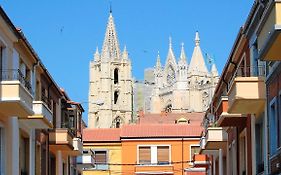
[114,68,119,84]
[113,116,122,128]
[114,91,119,104]
[167,65,175,86]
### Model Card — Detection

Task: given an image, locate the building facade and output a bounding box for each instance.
[81,128,122,175]
[88,12,133,129]
[200,0,281,174]
[0,7,84,175]
[80,116,208,175]
[149,33,219,114]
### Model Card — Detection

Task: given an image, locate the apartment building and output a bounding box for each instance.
[200,0,281,174]
[0,6,84,175]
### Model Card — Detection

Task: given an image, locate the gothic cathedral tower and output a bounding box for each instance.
[88,12,133,128]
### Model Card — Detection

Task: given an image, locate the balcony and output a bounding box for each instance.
[193,154,209,168]
[71,137,83,156]
[76,154,95,171]
[204,127,227,151]
[21,101,53,129]
[227,66,266,115]
[49,129,74,154]
[0,69,33,118]
[217,112,244,127]
[258,1,281,60]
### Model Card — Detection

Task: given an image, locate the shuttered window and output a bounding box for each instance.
[139,147,151,164]
[157,146,169,164]
[94,151,107,164]
[139,145,170,165]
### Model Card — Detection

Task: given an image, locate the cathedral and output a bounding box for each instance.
[88,11,219,128]
[149,32,219,113]
[88,12,133,128]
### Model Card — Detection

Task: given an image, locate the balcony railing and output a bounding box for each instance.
[1,69,33,95]
[228,66,265,92]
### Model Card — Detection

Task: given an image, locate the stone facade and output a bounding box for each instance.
[149,32,219,113]
[88,12,133,128]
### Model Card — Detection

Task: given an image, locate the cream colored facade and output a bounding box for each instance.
[0,7,84,175]
[88,12,133,128]
[150,32,219,113]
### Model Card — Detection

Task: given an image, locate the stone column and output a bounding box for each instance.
[7,116,19,175]
[29,129,35,175]
[56,151,63,175]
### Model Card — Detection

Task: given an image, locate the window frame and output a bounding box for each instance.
[93,149,109,170]
[269,97,278,156]
[189,144,200,164]
[137,145,171,166]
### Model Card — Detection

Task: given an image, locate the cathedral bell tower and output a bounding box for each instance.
[88,11,133,128]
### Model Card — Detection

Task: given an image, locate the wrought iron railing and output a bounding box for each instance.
[228,66,266,92]
[0,69,33,95]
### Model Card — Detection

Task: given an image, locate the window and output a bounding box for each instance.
[94,150,108,170]
[0,46,3,80]
[269,98,278,155]
[114,68,119,84]
[114,91,119,104]
[113,117,121,128]
[256,122,264,173]
[138,145,170,165]
[157,146,169,165]
[139,146,151,164]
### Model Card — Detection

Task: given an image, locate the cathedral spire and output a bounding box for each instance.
[122,45,128,60]
[94,46,100,61]
[156,51,162,68]
[179,42,187,63]
[195,31,200,46]
[188,31,208,74]
[211,63,219,77]
[165,37,177,68]
[101,12,121,60]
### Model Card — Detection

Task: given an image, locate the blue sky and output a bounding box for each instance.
[2,1,253,122]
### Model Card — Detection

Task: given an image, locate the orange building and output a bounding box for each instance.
[81,113,208,175]
[121,124,207,175]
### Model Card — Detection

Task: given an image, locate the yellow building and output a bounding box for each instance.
[81,128,122,175]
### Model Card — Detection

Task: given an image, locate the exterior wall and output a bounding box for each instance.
[121,139,200,175]
[88,14,133,129]
[266,62,281,174]
[83,144,122,175]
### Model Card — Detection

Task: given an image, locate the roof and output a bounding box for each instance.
[120,124,202,138]
[83,128,121,142]
[139,112,204,125]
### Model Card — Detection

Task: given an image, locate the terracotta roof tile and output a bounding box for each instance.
[83,128,121,142]
[120,124,203,138]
